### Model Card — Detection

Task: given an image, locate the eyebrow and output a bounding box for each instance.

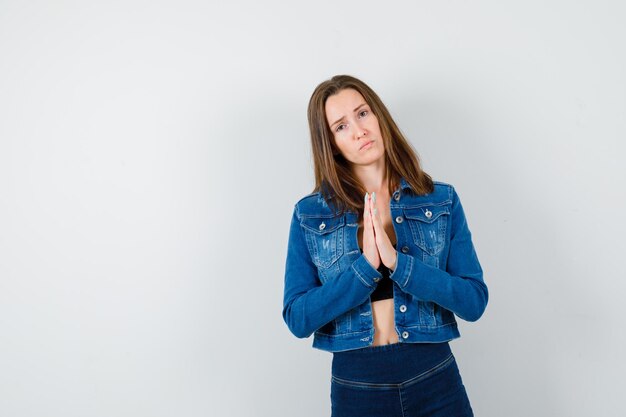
[330,103,368,129]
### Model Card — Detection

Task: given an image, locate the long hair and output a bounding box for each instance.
[307,74,434,218]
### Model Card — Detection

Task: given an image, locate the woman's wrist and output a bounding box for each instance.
[389,251,397,272]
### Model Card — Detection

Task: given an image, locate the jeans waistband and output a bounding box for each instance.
[331,341,452,385]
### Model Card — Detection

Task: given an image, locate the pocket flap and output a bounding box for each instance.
[403,205,450,223]
[300,215,345,234]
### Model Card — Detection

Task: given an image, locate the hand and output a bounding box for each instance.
[362,193,381,269]
[369,192,398,271]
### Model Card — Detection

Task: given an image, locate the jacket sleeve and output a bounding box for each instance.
[282,204,382,338]
[389,186,488,322]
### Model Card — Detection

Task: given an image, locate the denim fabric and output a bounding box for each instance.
[282,179,488,352]
[330,342,473,417]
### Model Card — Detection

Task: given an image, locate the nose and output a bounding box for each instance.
[355,123,367,139]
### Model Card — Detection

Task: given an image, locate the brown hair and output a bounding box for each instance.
[307,74,434,218]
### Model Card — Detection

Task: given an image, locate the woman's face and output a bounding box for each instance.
[325,88,385,167]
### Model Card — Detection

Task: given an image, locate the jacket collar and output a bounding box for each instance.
[399,177,411,191]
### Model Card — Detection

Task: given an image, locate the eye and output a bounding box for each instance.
[335,124,346,132]
[358,110,368,118]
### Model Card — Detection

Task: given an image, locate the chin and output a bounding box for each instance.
[367,147,385,161]
[353,152,384,166]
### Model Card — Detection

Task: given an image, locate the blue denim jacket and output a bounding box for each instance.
[282,178,488,353]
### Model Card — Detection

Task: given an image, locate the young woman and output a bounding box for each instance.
[282,74,488,417]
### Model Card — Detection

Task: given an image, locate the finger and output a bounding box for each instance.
[370,198,384,240]
[362,193,379,268]
[364,194,375,238]
[369,195,396,269]
[371,209,390,247]
[371,202,381,233]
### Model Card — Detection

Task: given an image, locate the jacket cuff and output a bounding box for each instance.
[351,254,383,288]
[389,251,413,288]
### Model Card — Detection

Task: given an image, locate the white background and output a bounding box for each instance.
[1,1,625,416]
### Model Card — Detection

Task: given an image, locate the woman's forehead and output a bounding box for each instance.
[325,89,367,120]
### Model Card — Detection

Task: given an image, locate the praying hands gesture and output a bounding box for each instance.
[362,192,398,272]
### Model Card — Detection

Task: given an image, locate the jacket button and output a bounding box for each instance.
[402,331,409,339]
[401,246,409,253]
[373,276,381,283]
[319,222,326,231]
[394,193,400,201]
[425,209,432,219]
[395,216,403,224]
[399,305,407,313]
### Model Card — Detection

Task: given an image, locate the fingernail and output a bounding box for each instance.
[364,192,369,204]
[373,208,378,215]
[372,192,376,203]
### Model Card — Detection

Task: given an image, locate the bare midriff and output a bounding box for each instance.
[358,214,400,346]
[371,298,399,345]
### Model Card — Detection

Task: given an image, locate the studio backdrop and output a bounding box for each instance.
[0,1,624,416]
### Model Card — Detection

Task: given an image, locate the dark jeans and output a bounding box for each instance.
[331,342,473,417]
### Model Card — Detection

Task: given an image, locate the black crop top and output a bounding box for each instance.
[360,244,396,301]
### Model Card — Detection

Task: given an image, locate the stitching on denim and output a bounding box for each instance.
[401,353,454,388]
[300,216,345,234]
[408,216,449,256]
[299,212,340,219]
[398,200,452,209]
[352,263,373,288]
[300,227,344,269]
[316,329,372,337]
[402,321,458,330]
[331,376,399,389]
[329,354,454,390]
[399,386,407,417]
[405,207,449,222]
[402,255,413,288]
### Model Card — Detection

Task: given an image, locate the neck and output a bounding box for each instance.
[351,160,388,194]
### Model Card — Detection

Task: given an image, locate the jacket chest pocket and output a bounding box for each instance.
[300,215,345,269]
[403,205,450,256]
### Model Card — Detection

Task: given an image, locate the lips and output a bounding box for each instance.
[360,140,374,150]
